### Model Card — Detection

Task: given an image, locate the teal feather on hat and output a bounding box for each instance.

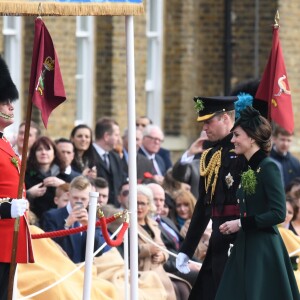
[234,93,253,119]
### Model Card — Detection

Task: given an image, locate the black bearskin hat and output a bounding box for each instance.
[0,56,19,102]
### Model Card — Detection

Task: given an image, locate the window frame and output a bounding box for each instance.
[75,16,95,126]
[3,16,22,138]
[145,0,164,127]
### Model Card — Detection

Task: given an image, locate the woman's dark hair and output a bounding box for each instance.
[70,124,98,172]
[287,196,299,221]
[165,192,177,222]
[27,136,65,172]
[286,177,300,194]
[232,106,272,154]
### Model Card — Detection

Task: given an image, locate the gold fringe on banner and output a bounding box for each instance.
[0,1,144,16]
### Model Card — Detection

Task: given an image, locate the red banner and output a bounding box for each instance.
[29,18,66,128]
[255,25,294,134]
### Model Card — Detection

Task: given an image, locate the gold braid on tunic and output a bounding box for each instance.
[199,148,222,202]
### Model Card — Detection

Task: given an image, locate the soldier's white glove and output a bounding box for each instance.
[11,199,28,218]
[176,252,190,274]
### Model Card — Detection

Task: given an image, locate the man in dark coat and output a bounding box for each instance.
[55,138,81,181]
[176,96,246,300]
[92,117,127,206]
[136,115,173,170]
[270,124,300,188]
[121,128,153,181]
[138,124,167,185]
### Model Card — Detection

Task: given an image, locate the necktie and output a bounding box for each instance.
[156,217,180,250]
[73,221,82,262]
[150,158,158,175]
[103,153,110,169]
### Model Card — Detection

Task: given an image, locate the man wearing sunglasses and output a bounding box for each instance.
[117,181,130,209]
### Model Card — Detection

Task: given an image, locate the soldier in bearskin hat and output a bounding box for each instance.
[0,56,34,300]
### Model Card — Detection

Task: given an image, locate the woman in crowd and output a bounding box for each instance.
[282,196,297,230]
[137,184,177,300]
[216,106,299,300]
[70,124,98,178]
[25,136,67,222]
[173,189,196,230]
[137,184,187,300]
[286,177,300,203]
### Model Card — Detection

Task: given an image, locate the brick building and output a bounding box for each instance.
[0,0,299,161]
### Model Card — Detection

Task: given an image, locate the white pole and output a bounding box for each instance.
[125,15,139,300]
[123,230,130,300]
[82,191,99,300]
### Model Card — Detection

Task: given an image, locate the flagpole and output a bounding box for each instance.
[7,93,33,300]
[274,10,279,29]
[126,15,139,300]
[82,191,98,300]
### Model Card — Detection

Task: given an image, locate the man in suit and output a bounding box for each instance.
[92,117,126,206]
[42,176,110,263]
[15,120,41,158]
[147,183,200,287]
[139,125,168,184]
[55,138,81,181]
[136,116,173,170]
[121,128,153,181]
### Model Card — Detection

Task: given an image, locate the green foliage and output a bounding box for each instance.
[241,168,257,195]
[194,97,204,113]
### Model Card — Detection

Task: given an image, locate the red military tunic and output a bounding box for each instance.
[0,137,34,263]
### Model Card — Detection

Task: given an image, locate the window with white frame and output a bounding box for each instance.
[76,16,94,126]
[145,0,163,127]
[3,16,22,139]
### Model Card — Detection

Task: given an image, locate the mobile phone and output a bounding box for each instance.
[74,201,84,211]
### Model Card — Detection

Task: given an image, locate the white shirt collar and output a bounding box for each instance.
[66,202,72,214]
[93,143,106,157]
[140,146,155,160]
[64,165,72,175]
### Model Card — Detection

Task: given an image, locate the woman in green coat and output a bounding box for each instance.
[215,106,299,300]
